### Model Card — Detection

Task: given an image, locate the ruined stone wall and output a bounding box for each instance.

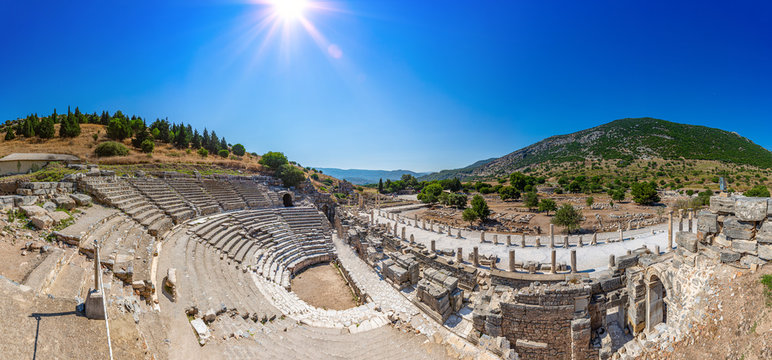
[695,196,772,265]
[410,250,478,291]
[495,283,596,360]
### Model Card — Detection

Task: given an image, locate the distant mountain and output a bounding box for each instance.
[420,118,772,180]
[417,158,497,181]
[316,168,430,185]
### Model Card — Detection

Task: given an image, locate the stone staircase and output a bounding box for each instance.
[163,177,222,215]
[129,177,196,223]
[201,179,247,211]
[229,179,274,208]
[80,177,173,237]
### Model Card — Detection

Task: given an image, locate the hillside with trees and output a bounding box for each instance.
[420,118,772,180]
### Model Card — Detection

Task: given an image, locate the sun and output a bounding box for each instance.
[272,0,308,20]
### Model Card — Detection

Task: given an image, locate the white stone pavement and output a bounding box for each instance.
[368,209,685,275]
[331,231,495,358]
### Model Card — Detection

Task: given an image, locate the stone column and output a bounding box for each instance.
[578,236,583,247]
[422,219,426,230]
[509,250,515,272]
[591,233,597,245]
[678,209,684,232]
[431,240,436,253]
[563,235,569,248]
[619,228,624,242]
[430,222,434,232]
[609,254,616,270]
[457,229,462,239]
[473,247,479,267]
[521,234,526,248]
[410,234,415,244]
[550,224,555,248]
[688,208,694,232]
[449,227,453,236]
[480,231,485,243]
[493,234,499,245]
[401,227,406,240]
[571,249,577,273]
[491,256,497,270]
[457,247,463,263]
[668,210,673,251]
[551,250,557,274]
[506,235,512,246]
[94,240,101,290]
[536,236,541,247]
[394,223,398,235]
[655,245,660,255]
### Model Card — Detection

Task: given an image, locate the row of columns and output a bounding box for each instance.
[450,246,579,273]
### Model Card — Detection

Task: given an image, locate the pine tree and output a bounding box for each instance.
[191,129,201,149]
[60,106,81,137]
[220,136,227,150]
[37,116,55,138]
[378,178,384,193]
[4,127,15,140]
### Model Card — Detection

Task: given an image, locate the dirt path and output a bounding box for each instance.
[291,262,357,310]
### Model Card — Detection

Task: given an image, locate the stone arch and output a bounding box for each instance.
[282,193,293,207]
[645,268,670,333]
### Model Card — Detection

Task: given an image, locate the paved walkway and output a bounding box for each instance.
[368,210,679,275]
[332,231,497,359]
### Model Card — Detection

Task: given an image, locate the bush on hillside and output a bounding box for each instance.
[140,139,154,153]
[95,141,129,157]
[4,129,15,140]
[232,143,246,156]
[197,148,208,157]
[276,164,305,187]
[259,151,288,170]
[218,149,229,158]
[745,185,770,198]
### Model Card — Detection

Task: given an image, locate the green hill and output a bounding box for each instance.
[421,118,772,180]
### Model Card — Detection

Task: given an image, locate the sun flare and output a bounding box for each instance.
[272,0,308,20]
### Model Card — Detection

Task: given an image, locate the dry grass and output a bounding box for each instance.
[0,124,268,173]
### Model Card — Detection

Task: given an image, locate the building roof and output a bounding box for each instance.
[0,153,80,162]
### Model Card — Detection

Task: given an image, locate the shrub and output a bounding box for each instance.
[745,185,770,198]
[94,141,129,157]
[218,149,229,158]
[232,143,246,156]
[259,151,288,170]
[140,139,154,153]
[197,148,208,157]
[276,164,306,187]
[310,173,320,181]
[586,196,594,207]
[4,129,15,140]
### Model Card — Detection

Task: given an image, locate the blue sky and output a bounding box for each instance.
[1,0,770,172]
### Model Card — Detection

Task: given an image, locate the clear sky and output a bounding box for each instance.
[1,0,770,172]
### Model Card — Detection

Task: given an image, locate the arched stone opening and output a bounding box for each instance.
[282,193,293,207]
[645,272,668,334]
